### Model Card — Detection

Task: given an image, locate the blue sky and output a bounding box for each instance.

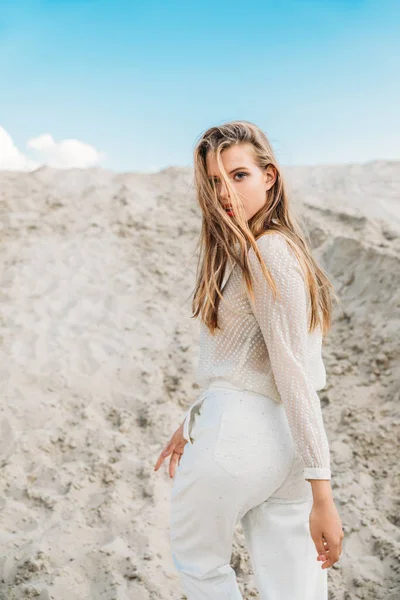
[1,0,399,172]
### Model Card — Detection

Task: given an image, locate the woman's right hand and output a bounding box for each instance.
[153,420,188,478]
[309,498,344,569]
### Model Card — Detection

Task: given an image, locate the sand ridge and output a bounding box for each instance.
[0,162,399,599]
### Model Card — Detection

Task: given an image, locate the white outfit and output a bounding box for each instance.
[169,233,331,598]
[194,232,331,481]
[170,380,328,599]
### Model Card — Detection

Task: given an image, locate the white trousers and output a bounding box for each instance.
[169,380,328,599]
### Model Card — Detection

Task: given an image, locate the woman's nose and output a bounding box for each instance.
[218,181,230,201]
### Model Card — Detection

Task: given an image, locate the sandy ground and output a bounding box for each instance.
[0,162,399,599]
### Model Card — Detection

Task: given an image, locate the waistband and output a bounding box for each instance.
[183,379,276,444]
[207,378,245,392]
[182,380,246,443]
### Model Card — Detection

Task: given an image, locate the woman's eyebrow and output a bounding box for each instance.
[229,166,247,174]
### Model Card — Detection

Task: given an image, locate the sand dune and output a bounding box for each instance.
[0,161,399,599]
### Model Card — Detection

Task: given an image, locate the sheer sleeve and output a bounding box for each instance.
[246,233,331,481]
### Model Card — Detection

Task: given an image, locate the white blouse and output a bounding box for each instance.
[194,232,331,481]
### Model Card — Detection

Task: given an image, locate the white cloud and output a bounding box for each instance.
[26,133,54,151]
[27,134,106,168]
[0,125,106,171]
[0,126,38,170]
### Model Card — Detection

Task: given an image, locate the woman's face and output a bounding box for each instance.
[206,142,277,221]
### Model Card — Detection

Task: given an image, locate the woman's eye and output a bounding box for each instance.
[209,172,247,185]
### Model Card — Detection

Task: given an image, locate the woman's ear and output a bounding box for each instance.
[265,164,277,191]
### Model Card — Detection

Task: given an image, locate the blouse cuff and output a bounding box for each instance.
[303,467,331,480]
[182,407,193,443]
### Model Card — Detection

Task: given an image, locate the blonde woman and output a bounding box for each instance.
[154,121,344,599]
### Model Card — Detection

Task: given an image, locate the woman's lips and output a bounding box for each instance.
[224,205,234,216]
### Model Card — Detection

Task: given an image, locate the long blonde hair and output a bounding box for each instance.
[191,120,340,336]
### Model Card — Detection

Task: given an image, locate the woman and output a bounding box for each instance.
[154,120,344,599]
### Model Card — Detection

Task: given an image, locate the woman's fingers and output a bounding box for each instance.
[321,528,344,569]
[154,421,188,475]
[320,534,341,569]
[316,537,329,561]
[153,451,165,471]
[169,451,180,478]
[315,536,328,562]
[153,442,173,471]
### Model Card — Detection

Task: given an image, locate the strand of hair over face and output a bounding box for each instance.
[191,120,341,336]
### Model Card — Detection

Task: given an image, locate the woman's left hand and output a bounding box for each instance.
[309,498,344,569]
[153,421,188,478]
